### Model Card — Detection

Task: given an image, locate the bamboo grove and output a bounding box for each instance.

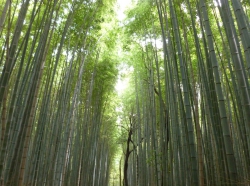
[117,0,250,186]
[0,0,250,186]
[0,0,119,185]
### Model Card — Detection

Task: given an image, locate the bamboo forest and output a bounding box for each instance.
[1,0,250,185]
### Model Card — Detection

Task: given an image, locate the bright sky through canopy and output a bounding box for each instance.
[116,0,132,21]
[115,0,133,94]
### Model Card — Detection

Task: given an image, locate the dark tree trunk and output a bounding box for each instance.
[124,127,132,186]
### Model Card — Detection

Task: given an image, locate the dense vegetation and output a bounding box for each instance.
[0,0,250,185]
